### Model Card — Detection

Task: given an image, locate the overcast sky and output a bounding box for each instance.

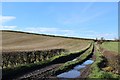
[1,2,118,39]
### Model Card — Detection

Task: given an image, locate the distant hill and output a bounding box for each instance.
[2,30,93,52]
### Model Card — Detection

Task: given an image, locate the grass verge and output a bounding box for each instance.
[89,44,120,78]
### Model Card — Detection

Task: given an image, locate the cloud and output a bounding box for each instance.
[27,27,59,33]
[58,12,105,26]
[98,33,116,37]
[0,15,17,30]
[99,33,117,40]
[81,2,94,14]
[0,26,17,30]
[57,5,109,26]
[23,27,74,36]
[22,27,117,40]
[72,29,117,39]
[0,16,16,23]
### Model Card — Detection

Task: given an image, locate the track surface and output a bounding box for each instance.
[15,45,94,79]
[15,64,62,79]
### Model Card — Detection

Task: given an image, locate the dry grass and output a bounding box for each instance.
[2,30,92,52]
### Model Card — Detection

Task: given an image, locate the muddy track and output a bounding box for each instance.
[15,45,93,79]
[3,44,92,80]
[3,44,93,80]
[14,63,62,80]
[48,44,94,79]
[77,46,96,78]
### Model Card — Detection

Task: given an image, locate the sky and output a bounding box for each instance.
[1,0,119,2]
[1,2,118,40]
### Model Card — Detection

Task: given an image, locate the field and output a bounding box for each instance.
[1,30,120,79]
[2,30,92,52]
[101,42,119,53]
[99,41,120,78]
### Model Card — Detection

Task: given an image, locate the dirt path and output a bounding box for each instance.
[13,44,93,79]
[15,63,62,80]
[80,55,96,78]
[77,46,96,78]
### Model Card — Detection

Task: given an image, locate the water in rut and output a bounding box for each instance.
[57,59,94,78]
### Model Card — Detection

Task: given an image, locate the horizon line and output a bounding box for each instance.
[1,29,118,41]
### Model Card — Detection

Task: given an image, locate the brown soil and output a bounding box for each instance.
[78,64,91,78]
[77,50,96,78]
[2,30,91,52]
[15,63,62,79]
[100,47,120,74]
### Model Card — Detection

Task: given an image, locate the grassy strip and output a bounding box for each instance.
[2,43,92,79]
[89,44,120,78]
[48,43,94,76]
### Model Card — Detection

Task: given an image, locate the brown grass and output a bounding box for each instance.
[2,30,92,52]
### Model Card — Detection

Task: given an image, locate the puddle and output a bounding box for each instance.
[57,59,94,79]
[74,65,86,70]
[57,70,80,78]
[82,60,94,65]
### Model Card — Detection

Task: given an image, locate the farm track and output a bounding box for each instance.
[51,43,94,78]
[13,44,93,80]
[2,44,92,80]
[15,63,62,80]
[78,47,96,78]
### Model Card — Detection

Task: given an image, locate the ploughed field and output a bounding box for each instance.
[1,30,120,79]
[2,30,91,52]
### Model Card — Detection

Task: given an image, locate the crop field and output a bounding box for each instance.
[101,42,119,53]
[1,30,120,80]
[2,30,92,52]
